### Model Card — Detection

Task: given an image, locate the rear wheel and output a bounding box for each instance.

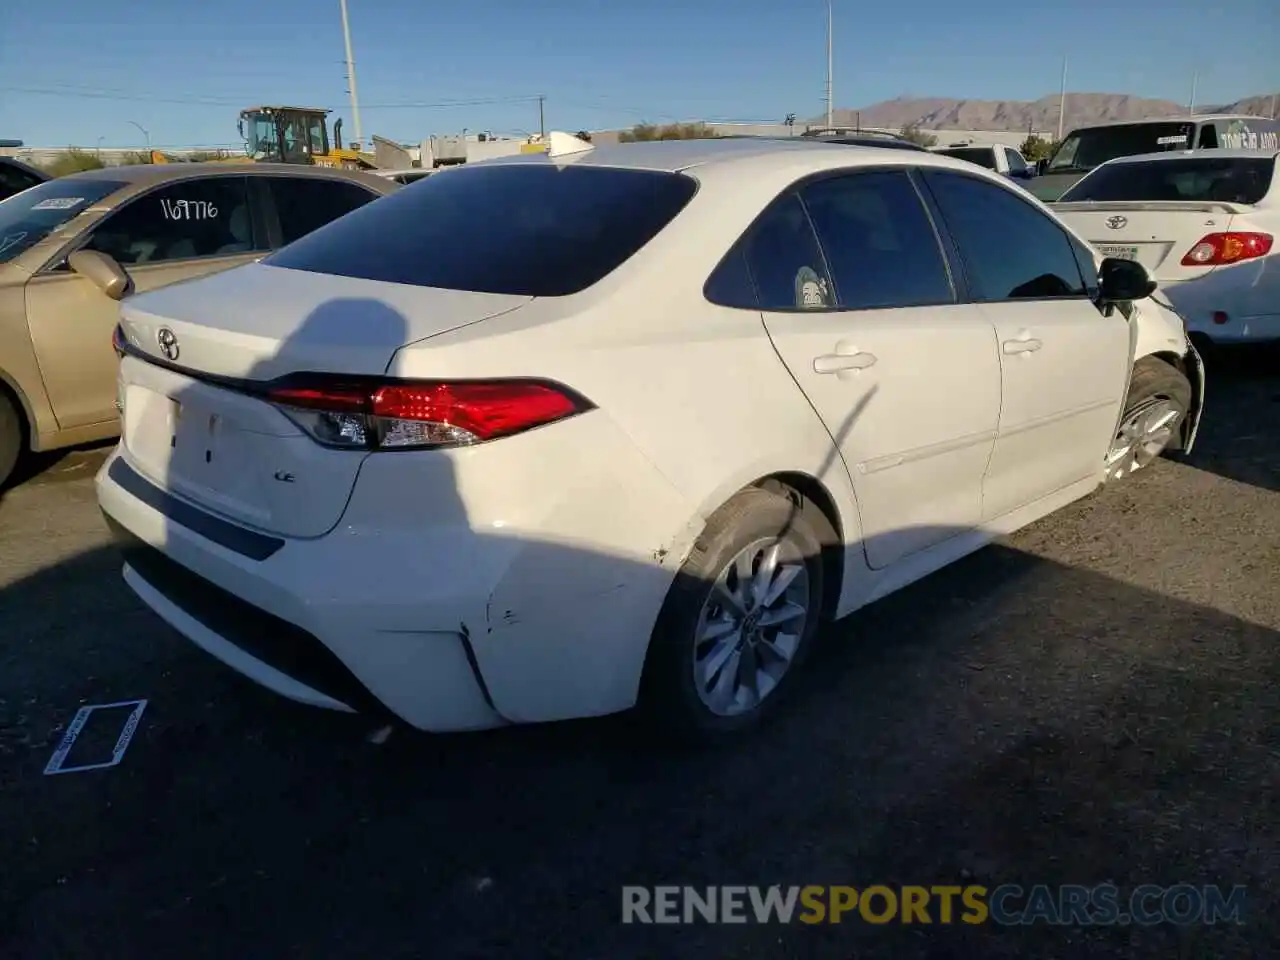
[639,487,827,744]
[0,393,23,489]
[1104,357,1192,481]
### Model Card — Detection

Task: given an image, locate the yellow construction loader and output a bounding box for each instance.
[149,106,376,168]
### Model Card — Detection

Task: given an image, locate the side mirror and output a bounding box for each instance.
[1098,257,1156,303]
[68,250,132,301]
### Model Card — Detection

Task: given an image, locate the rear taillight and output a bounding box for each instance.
[1180,232,1273,266]
[112,323,126,358]
[265,377,593,450]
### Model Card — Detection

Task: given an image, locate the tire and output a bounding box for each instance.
[1105,356,1192,482]
[0,392,22,490]
[639,486,828,745]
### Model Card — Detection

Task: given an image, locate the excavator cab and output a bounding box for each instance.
[238,106,332,164]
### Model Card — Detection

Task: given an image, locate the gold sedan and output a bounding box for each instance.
[0,162,397,485]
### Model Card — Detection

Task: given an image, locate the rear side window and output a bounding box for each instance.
[923,170,1087,301]
[85,177,260,265]
[268,177,380,245]
[1058,156,1275,205]
[937,147,998,170]
[266,164,699,296]
[800,171,953,309]
[739,193,834,311]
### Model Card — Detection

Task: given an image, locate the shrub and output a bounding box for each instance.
[42,148,105,176]
[619,122,717,142]
[898,124,938,148]
[1020,135,1060,162]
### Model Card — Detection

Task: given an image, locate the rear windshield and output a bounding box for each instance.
[936,147,997,169]
[265,163,699,296]
[0,177,126,265]
[1059,156,1275,204]
[1047,122,1194,173]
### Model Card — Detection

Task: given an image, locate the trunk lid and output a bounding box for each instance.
[118,261,533,380]
[1051,201,1250,281]
[116,262,532,538]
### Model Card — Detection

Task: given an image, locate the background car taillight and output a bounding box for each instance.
[1180,232,1274,266]
[265,377,594,450]
[111,323,126,358]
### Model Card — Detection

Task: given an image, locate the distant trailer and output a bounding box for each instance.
[0,139,23,148]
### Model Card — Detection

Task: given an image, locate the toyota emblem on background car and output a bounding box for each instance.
[1106,215,1128,230]
[156,327,179,361]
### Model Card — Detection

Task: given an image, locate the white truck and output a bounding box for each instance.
[931,141,1035,182]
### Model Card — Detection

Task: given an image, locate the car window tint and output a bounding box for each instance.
[801,171,953,310]
[1057,156,1275,205]
[1067,235,1100,299]
[924,171,1087,300]
[937,147,998,170]
[266,164,698,296]
[704,247,757,309]
[740,193,833,311]
[269,177,379,245]
[0,161,43,199]
[85,177,259,265]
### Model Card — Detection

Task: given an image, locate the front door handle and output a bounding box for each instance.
[1002,337,1043,355]
[814,351,878,374]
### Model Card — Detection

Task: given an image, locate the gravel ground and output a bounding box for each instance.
[1,352,1277,959]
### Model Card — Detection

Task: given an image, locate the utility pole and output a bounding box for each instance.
[1189,71,1198,117]
[1271,91,1278,119]
[825,0,834,129]
[538,95,545,139]
[339,0,363,147]
[1057,56,1068,142]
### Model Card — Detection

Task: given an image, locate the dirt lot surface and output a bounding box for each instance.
[1,352,1277,959]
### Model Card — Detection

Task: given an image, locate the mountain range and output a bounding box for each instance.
[815,92,1279,133]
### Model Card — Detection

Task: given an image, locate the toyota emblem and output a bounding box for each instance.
[156,326,179,362]
[1105,215,1128,230]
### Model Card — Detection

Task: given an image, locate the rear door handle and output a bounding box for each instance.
[1002,337,1043,355]
[814,352,878,374]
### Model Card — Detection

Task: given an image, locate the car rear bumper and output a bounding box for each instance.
[94,412,695,731]
[1157,278,1280,344]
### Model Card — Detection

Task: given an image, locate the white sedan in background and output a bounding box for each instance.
[97,134,1204,743]
[1053,148,1279,347]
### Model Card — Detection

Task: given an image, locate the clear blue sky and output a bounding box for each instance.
[1,0,1274,148]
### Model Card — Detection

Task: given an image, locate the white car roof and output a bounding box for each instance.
[1071,114,1271,130]
[1102,148,1280,165]
[461,137,998,177]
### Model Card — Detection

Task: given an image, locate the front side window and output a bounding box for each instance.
[84,177,259,265]
[0,177,125,265]
[268,178,379,246]
[265,163,698,297]
[739,193,833,311]
[923,171,1086,301]
[800,170,953,310]
[1004,149,1028,174]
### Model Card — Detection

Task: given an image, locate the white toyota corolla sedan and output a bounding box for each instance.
[96,134,1205,742]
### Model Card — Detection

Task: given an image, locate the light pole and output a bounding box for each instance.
[127,121,150,150]
[339,0,364,148]
[96,136,105,159]
[1057,56,1068,142]
[825,0,834,129]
